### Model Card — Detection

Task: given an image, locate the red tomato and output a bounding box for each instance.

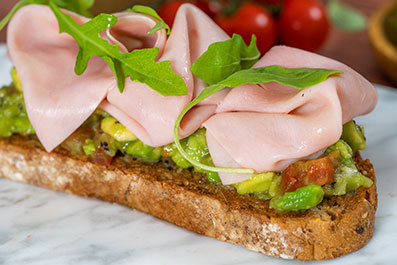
[195,0,223,18]
[158,1,192,27]
[281,151,339,193]
[256,0,283,5]
[279,0,330,51]
[92,149,114,166]
[216,3,277,54]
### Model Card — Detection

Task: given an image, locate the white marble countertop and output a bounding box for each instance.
[0,45,396,265]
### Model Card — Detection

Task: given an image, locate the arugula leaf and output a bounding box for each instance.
[126,5,170,35]
[239,35,261,69]
[174,66,343,174]
[0,0,94,32]
[0,0,48,32]
[53,0,95,17]
[219,66,343,90]
[49,0,187,96]
[191,34,260,85]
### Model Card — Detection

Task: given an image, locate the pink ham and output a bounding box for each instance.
[7,4,227,151]
[7,5,113,152]
[204,46,378,184]
[102,4,230,146]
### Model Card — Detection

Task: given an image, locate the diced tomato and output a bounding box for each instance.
[281,151,340,193]
[92,149,113,166]
[161,150,170,158]
[61,126,94,155]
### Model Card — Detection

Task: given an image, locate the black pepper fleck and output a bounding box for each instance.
[355,226,364,234]
[17,103,23,111]
[100,141,108,148]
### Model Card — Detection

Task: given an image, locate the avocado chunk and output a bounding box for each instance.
[341,120,366,152]
[101,116,137,142]
[324,140,373,196]
[83,139,96,155]
[270,185,324,211]
[11,68,22,92]
[163,128,221,182]
[235,172,281,199]
[120,141,162,163]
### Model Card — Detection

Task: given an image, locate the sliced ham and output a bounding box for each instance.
[103,4,230,146]
[7,5,114,152]
[204,46,377,184]
[7,4,227,150]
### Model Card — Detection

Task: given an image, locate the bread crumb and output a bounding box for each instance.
[280,253,294,260]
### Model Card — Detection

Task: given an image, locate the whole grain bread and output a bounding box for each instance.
[0,135,377,260]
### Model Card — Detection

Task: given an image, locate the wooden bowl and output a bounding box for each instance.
[368,1,397,84]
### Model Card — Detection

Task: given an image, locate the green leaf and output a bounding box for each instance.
[0,0,94,34]
[219,66,343,90]
[191,34,260,85]
[174,66,343,174]
[0,0,95,32]
[53,0,95,17]
[328,0,367,32]
[49,1,188,96]
[240,35,261,69]
[126,5,170,35]
[0,0,48,32]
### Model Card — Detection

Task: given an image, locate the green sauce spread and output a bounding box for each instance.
[81,108,220,182]
[1,72,373,211]
[0,85,34,137]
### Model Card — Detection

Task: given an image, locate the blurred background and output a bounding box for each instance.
[1,0,396,86]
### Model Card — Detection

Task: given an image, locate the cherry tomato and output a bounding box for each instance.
[216,3,277,54]
[279,0,330,51]
[158,1,192,27]
[195,0,223,18]
[281,151,339,193]
[256,0,283,5]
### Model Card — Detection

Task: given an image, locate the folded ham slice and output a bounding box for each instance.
[102,4,229,146]
[204,46,378,184]
[7,4,227,151]
[7,5,113,152]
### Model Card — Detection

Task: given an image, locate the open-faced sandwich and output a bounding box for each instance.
[0,0,377,260]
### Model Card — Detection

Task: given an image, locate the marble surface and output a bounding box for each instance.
[0,44,397,265]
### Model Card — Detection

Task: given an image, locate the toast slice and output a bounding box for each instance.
[0,135,377,260]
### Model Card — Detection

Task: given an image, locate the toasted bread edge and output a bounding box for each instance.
[0,136,377,260]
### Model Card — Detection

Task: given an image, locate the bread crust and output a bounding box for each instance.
[0,135,377,260]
